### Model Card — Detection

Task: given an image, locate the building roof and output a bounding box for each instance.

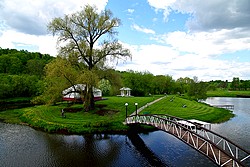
[120,87,131,91]
[62,84,101,95]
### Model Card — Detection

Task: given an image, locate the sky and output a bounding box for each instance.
[0,0,250,81]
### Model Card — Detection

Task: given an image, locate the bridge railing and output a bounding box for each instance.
[196,126,250,165]
[125,114,250,167]
[154,114,250,164]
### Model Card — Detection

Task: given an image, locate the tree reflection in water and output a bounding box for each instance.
[42,133,122,167]
[127,132,169,167]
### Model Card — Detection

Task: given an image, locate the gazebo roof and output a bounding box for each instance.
[120,87,131,91]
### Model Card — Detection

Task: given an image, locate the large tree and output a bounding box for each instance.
[48,5,131,111]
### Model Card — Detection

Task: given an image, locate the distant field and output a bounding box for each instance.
[207,90,250,97]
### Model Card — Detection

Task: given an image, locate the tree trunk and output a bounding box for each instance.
[89,87,95,109]
[83,85,95,112]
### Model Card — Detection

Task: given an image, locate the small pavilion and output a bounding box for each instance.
[119,87,132,97]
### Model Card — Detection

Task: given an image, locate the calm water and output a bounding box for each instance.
[0,97,249,167]
[205,97,250,152]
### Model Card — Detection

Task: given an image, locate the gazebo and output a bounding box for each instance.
[119,87,132,97]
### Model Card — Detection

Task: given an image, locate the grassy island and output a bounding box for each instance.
[0,95,234,134]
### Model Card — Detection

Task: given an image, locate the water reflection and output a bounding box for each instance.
[37,134,123,167]
[0,123,218,167]
[127,132,168,167]
[0,124,124,167]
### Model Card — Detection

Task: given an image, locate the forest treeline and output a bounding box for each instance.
[0,48,54,98]
[0,48,249,100]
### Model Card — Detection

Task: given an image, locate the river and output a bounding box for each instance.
[205,97,250,152]
[0,97,249,167]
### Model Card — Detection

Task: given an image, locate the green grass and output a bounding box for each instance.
[0,97,32,103]
[207,90,250,97]
[1,96,158,133]
[0,109,24,124]
[0,95,234,133]
[143,96,234,123]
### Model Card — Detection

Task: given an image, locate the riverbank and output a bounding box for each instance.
[0,95,234,134]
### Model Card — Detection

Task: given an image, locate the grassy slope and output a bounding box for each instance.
[0,95,234,133]
[144,96,234,123]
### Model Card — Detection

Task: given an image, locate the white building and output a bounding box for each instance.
[62,84,102,102]
[119,87,132,97]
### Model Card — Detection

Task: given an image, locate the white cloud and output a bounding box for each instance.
[127,9,134,14]
[144,0,250,80]
[117,42,250,81]
[148,0,250,31]
[154,29,250,57]
[131,24,155,34]
[147,0,176,22]
[0,30,58,55]
[0,0,108,35]
[0,0,108,55]
[147,0,176,9]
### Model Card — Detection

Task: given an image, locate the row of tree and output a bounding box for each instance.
[0,48,54,99]
[208,77,250,91]
[119,71,207,100]
[0,48,53,76]
[0,74,43,98]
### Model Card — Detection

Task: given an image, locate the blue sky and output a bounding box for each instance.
[0,0,250,81]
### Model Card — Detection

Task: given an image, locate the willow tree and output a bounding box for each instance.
[48,5,131,111]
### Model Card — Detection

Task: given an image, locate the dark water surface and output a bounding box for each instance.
[0,123,216,167]
[0,97,249,167]
[205,97,250,152]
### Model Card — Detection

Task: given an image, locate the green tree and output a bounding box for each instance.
[230,77,240,90]
[121,71,151,96]
[175,77,192,94]
[98,69,122,96]
[152,75,174,94]
[26,59,45,77]
[0,55,22,74]
[0,55,9,73]
[98,79,111,96]
[187,77,207,101]
[47,5,131,111]
[35,57,79,104]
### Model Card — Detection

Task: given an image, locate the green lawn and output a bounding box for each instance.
[1,96,158,133]
[0,95,234,134]
[142,96,234,123]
